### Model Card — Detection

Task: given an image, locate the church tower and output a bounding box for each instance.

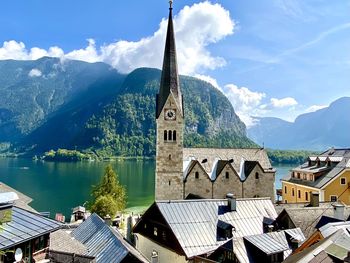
[155,1,184,200]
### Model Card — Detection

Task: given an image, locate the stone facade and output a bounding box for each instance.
[182,161,275,201]
[156,95,184,200]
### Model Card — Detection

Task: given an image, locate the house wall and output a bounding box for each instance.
[243,166,275,201]
[282,181,320,203]
[212,165,242,199]
[134,234,188,263]
[323,170,350,204]
[184,163,212,198]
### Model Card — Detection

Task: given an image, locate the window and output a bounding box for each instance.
[153,227,158,236]
[297,173,300,179]
[173,130,176,141]
[255,172,259,180]
[168,130,172,140]
[164,130,167,141]
[303,174,307,180]
[330,195,337,202]
[195,172,199,179]
[168,154,171,160]
[292,188,295,196]
[340,177,346,185]
[168,180,171,186]
[225,172,229,179]
[305,192,309,201]
[284,186,287,194]
[298,190,301,198]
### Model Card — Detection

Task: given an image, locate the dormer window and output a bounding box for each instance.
[217,220,233,240]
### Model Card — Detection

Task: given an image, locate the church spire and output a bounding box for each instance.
[156,0,183,118]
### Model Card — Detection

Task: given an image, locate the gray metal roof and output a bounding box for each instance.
[0,206,62,249]
[319,221,350,238]
[71,213,148,263]
[238,228,305,262]
[282,148,350,189]
[156,197,277,258]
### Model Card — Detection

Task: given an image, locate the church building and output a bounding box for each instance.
[155,1,275,202]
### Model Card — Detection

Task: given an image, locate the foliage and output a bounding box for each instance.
[43,149,90,161]
[90,165,126,218]
[267,149,319,164]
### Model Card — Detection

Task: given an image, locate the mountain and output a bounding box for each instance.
[247,97,350,150]
[0,58,254,157]
[0,57,125,142]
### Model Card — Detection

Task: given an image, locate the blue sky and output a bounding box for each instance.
[1,0,349,126]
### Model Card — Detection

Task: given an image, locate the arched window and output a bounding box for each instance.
[168,130,172,141]
[169,154,171,160]
[164,130,167,141]
[173,130,176,141]
[195,172,199,179]
[255,172,259,180]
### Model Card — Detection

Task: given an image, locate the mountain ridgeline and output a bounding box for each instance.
[0,58,254,157]
[248,97,350,151]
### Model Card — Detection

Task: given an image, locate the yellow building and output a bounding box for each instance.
[282,148,350,204]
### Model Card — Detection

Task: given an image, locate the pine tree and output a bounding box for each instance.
[90,164,126,218]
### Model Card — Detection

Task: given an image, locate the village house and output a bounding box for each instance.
[133,195,304,263]
[50,213,149,263]
[0,192,62,263]
[283,221,350,263]
[155,0,275,202]
[281,148,350,204]
[275,193,350,239]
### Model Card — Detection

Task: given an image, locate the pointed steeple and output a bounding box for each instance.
[156,0,183,118]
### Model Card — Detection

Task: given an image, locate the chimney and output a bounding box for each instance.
[333,204,345,220]
[226,193,236,211]
[310,192,319,207]
[290,238,300,251]
[104,214,112,226]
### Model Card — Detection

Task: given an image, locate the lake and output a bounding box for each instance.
[0,158,293,218]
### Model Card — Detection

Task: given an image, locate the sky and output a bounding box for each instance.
[1,0,350,127]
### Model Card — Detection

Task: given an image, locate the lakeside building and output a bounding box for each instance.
[281,148,350,204]
[0,192,62,263]
[155,0,275,202]
[133,195,304,263]
[50,213,149,263]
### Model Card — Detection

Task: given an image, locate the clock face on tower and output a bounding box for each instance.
[165,109,176,120]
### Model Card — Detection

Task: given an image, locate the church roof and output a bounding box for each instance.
[156,2,183,118]
[183,148,275,181]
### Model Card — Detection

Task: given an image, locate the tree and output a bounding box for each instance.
[90,164,126,218]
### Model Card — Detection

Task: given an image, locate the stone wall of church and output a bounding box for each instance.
[184,164,212,199]
[242,165,275,201]
[156,96,184,200]
[212,164,242,199]
[183,163,275,201]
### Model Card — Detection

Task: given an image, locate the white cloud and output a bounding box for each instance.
[0,40,64,60]
[270,97,298,108]
[304,104,328,113]
[194,74,220,89]
[222,84,266,127]
[0,2,234,75]
[28,68,42,77]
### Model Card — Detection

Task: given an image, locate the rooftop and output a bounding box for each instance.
[0,206,62,250]
[71,213,148,263]
[153,197,277,258]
